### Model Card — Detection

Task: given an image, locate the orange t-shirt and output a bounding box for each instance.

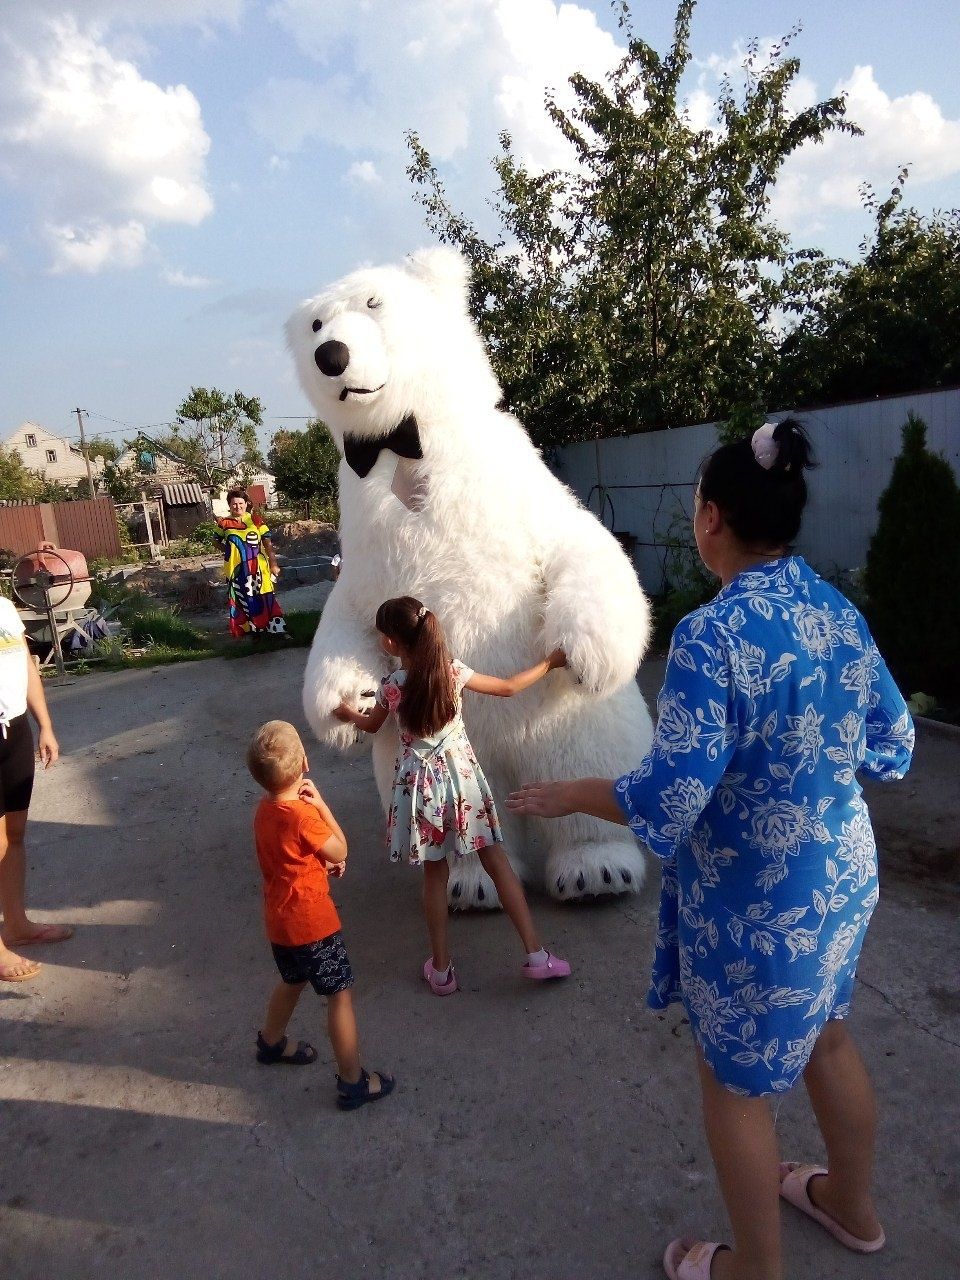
[253,796,340,946]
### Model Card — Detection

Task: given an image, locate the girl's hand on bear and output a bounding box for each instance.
[546,648,567,670]
[332,702,355,723]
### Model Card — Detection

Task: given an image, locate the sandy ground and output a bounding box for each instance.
[0,651,957,1280]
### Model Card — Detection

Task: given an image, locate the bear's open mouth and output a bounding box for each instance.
[338,383,385,402]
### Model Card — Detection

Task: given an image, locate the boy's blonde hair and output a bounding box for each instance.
[247,720,305,793]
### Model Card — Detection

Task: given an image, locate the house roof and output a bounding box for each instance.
[161,483,207,507]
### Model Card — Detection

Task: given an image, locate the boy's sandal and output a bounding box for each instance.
[256,1033,318,1066]
[779,1162,886,1253]
[522,951,571,980]
[335,1067,396,1111]
[663,1239,729,1280]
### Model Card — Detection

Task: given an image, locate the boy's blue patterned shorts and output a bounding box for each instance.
[271,931,355,996]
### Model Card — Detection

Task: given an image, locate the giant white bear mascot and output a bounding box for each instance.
[287,248,654,905]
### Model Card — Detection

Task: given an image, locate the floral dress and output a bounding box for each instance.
[215,513,286,638]
[379,660,503,866]
[616,557,914,1096]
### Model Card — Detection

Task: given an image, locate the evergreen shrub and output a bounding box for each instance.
[864,413,960,701]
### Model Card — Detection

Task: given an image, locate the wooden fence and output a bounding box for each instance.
[0,498,122,561]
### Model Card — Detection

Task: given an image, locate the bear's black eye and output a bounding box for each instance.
[312,318,323,333]
[367,296,382,310]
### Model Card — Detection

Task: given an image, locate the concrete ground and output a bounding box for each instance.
[0,650,957,1280]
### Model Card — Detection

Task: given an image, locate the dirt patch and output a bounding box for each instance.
[269,520,340,560]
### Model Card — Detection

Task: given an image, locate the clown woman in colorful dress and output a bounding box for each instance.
[215,489,286,638]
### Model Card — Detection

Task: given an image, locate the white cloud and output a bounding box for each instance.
[267,154,289,172]
[771,65,960,227]
[162,266,216,288]
[47,220,149,273]
[345,160,382,186]
[0,13,213,272]
[252,0,623,173]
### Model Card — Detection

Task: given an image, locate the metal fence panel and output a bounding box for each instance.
[556,388,960,596]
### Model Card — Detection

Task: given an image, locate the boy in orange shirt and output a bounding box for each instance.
[247,720,394,1111]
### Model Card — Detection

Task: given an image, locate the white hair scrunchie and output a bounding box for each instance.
[751,421,779,470]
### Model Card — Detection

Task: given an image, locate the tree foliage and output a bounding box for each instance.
[777,174,960,407]
[864,414,960,700]
[268,420,341,522]
[0,446,44,501]
[172,387,265,488]
[407,0,857,448]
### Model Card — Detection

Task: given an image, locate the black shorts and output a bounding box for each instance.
[271,931,355,997]
[0,714,35,817]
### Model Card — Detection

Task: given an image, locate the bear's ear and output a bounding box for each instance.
[405,246,470,309]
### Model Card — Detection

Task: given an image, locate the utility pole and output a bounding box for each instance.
[74,407,95,498]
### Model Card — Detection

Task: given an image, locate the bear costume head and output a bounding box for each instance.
[286,248,500,470]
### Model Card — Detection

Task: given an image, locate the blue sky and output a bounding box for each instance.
[2,0,958,457]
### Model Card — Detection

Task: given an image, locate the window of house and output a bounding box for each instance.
[25,433,37,448]
[46,449,57,464]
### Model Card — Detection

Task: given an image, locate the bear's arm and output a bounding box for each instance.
[538,503,652,695]
[301,583,386,752]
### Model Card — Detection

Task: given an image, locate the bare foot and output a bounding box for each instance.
[2,922,74,948]
[807,1172,883,1244]
[0,946,42,982]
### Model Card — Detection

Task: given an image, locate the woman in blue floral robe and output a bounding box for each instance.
[616,552,913,1095]
[508,421,914,1279]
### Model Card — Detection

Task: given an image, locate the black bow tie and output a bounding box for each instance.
[343,414,422,477]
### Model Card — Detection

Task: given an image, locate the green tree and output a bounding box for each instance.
[172,387,265,488]
[0,446,42,501]
[268,421,340,522]
[864,414,960,700]
[777,174,960,406]
[84,435,122,464]
[407,0,857,447]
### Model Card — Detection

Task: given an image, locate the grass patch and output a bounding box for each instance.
[84,584,321,671]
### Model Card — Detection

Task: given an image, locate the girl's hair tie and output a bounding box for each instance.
[417,605,428,620]
[751,422,779,471]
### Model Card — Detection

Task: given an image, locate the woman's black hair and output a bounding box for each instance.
[697,418,817,547]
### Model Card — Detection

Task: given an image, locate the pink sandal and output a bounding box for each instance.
[779,1162,885,1253]
[522,951,571,980]
[422,958,458,996]
[663,1238,729,1279]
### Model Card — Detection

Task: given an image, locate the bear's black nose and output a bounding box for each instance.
[315,340,350,377]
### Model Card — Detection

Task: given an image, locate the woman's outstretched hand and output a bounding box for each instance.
[506,781,572,819]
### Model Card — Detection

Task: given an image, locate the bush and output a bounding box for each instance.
[864,413,960,700]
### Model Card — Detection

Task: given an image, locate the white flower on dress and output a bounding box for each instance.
[655,692,701,762]
[834,808,877,889]
[659,776,711,844]
[792,603,841,659]
[780,704,825,767]
[748,798,815,858]
[840,645,880,709]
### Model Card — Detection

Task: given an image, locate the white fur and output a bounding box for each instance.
[287,248,654,904]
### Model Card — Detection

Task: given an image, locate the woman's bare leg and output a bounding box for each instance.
[695,1045,783,1280]
[798,1019,883,1241]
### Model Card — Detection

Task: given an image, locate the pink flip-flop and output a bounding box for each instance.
[663,1238,729,1279]
[522,951,571,980]
[778,1162,885,1253]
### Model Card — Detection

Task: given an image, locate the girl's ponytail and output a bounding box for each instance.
[375,596,457,738]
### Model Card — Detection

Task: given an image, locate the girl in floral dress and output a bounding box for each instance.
[508,421,914,1280]
[335,595,571,996]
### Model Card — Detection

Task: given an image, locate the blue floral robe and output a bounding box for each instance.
[616,557,914,1095]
